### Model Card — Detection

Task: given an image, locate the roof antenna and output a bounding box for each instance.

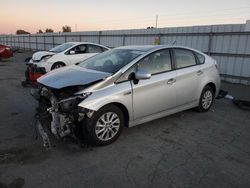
[172,40,176,45]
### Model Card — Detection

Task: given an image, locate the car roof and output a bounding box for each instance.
[66,42,103,46]
[115,45,199,52]
[65,42,109,49]
[116,45,161,52]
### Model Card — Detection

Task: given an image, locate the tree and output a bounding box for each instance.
[16,29,30,34]
[147,26,154,29]
[37,29,43,33]
[62,25,71,32]
[45,28,54,33]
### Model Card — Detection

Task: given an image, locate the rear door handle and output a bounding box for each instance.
[167,78,176,85]
[197,70,203,76]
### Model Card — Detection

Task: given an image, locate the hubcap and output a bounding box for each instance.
[201,90,213,109]
[95,112,120,141]
[54,64,63,69]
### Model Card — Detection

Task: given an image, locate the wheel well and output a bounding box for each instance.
[55,61,65,66]
[206,82,216,94]
[108,102,130,127]
[51,62,66,70]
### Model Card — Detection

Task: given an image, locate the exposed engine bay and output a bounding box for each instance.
[32,85,93,149]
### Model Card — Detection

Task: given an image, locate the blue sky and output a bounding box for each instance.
[0,0,250,34]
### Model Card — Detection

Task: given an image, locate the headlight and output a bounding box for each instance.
[82,92,92,98]
[58,92,92,112]
[41,55,52,62]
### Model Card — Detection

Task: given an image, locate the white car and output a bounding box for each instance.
[29,42,110,72]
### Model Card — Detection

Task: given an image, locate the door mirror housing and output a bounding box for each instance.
[135,69,151,80]
[69,50,75,55]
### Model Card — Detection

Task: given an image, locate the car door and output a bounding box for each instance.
[131,49,177,120]
[64,44,88,65]
[172,48,202,106]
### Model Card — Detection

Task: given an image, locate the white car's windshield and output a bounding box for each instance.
[50,43,75,53]
[78,49,144,73]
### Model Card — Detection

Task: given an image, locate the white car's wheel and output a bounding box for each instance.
[51,62,65,70]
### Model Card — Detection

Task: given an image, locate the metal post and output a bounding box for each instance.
[122,34,126,46]
[158,33,162,45]
[155,15,158,28]
[23,36,25,50]
[36,35,38,50]
[43,36,46,50]
[17,36,19,49]
[98,31,102,44]
[52,35,55,47]
[29,35,31,50]
[207,32,213,55]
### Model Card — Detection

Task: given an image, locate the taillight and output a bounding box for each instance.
[214,61,219,70]
[215,64,218,70]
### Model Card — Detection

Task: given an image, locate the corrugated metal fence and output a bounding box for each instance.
[0,23,250,85]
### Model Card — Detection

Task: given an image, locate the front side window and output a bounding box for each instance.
[117,49,172,82]
[136,49,172,74]
[73,45,87,54]
[173,49,197,69]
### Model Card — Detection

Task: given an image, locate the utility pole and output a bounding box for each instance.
[155,15,158,28]
[75,24,77,32]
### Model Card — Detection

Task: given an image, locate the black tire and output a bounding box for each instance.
[196,85,214,112]
[84,105,124,146]
[51,62,65,70]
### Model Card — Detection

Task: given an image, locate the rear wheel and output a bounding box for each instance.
[196,85,214,112]
[84,105,124,146]
[51,62,65,70]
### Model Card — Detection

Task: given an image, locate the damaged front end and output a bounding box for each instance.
[32,85,93,149]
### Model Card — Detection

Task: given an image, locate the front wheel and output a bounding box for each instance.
[196,85,214,112]
[84,105,124,146]
[51,62,65,70]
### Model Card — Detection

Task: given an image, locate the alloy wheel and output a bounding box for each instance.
[201,90,213,109]
[95,112,120,141]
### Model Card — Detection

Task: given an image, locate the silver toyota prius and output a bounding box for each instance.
[35,45,220,147]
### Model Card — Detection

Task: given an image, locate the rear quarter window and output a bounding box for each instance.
[195,52,205,64]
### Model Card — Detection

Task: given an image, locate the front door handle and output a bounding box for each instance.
[167,78,176,85]
[197,70,203,76]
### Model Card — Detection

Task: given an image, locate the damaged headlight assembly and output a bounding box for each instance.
[58,92,92,112]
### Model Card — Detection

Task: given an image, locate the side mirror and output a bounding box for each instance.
[69,50,75,55]
[135,69,151,80]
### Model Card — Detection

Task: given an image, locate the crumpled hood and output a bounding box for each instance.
[32,51,55,61]
[38,65,111,89]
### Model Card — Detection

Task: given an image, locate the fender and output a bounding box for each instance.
[78,81,134,121]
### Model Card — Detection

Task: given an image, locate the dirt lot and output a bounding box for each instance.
[0,52,250,188]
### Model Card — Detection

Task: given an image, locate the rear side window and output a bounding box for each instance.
[195,52,205,64]
[87,44,103,53]
[173,49,196,69]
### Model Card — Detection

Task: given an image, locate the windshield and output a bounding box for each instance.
[49,43,75,53]
[78,49,144,73]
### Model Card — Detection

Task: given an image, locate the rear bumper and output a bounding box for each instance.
[25,64,46,82]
